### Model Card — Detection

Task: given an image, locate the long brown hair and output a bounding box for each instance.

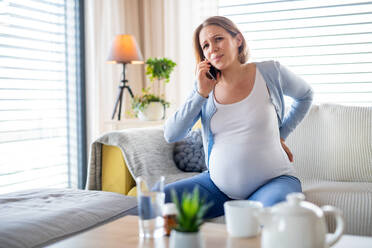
[193,16,249,64]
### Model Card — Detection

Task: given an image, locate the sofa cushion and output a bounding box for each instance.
[286,104,372,183]
[303,181,372,236]
[173,129,207,172]
[0,188,137,248]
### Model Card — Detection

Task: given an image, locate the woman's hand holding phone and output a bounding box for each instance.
[196,60,220,98]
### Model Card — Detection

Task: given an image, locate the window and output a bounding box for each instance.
[219,0,372,106]
[0,0,86,193]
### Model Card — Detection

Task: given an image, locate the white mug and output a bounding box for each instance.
[224,200,263,238]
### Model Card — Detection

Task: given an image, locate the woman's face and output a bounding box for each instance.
[199,25,242,70]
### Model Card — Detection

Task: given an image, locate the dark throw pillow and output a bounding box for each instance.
[173,129,207,172]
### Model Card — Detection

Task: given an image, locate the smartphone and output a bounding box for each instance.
[206,63,220,81]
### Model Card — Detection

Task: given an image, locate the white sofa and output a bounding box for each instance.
[285,104,372,236]
[90,103,372,236]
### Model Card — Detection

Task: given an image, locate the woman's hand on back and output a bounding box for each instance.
[196,60,219,98]
[280,138,294,162]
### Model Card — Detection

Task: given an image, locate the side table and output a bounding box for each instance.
[104,119,165,132]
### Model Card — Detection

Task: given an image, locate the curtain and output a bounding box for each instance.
[85,0,143,147]
[164,0,218,115]
[84,0,218,149]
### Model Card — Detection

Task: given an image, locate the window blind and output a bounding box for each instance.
[0,0,84,193]
[218,0,372,106]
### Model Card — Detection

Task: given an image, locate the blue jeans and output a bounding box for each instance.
[164,172,302,219]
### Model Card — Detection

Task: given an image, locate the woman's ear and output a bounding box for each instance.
[236,33,243,47]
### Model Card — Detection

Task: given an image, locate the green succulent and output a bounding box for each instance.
[171,187,213,233]
[145,57,177,83]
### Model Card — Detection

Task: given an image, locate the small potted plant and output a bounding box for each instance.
[131,57,176,121]
[131,87,170,121]
[169,187,213,248]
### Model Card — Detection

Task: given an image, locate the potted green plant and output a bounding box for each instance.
[169,187,213,248]
[131,57,176,121]
[131,87,170,121]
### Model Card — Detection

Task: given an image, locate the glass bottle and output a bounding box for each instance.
[163,203,178,236]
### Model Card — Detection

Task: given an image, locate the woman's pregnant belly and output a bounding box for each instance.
[209,142,293,199]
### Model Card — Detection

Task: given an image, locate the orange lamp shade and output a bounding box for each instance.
[107,34,143,64]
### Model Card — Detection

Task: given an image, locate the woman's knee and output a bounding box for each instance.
[263,190,288,207]
[249,189,284,207]
[248,175,302,207]
[164,184,173,203]
[163,175,227,219]
[164,182,190,203]
[164,176,206,203]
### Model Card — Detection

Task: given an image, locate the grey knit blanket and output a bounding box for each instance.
[87,127,199,190]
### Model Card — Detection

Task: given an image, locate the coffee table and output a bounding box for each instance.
[47,215,372,248]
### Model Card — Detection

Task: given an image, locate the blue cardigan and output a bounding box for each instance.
[164,60,314,167]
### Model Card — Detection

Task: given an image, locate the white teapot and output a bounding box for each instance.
[257,193,344,248]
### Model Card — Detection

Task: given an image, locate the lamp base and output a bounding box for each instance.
[111,80,134,120]
[111,64,134,120]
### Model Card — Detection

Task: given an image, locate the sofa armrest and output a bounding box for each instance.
[96,126,199,196]
[102,144,136,195]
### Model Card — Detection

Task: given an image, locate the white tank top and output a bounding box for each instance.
[209,68,294,199]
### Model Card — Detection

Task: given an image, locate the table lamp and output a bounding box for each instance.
[107,34,143,120]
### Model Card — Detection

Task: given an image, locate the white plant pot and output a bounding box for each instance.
[137,102,164,121]
[169,230,203,248]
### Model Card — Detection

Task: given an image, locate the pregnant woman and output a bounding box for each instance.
[163,16,313,218]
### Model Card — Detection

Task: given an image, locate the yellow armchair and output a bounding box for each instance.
[101,145,136,195]
[101,120,202,196]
